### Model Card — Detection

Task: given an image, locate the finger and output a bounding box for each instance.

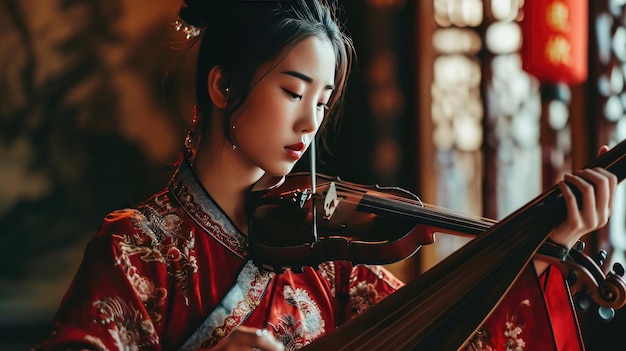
[207,327,284,351]
[563,173,598,231]
[597,144,610,157]
[593,167,618,214]
[558,177,582,231]
[577,168,616,227]
[226,327,270,350]
[248,328,284,351]
[256,335,285,351]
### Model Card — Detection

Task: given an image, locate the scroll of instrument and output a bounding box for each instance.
[248,138,626,350]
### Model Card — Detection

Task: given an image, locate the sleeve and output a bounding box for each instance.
[33,210,168,351]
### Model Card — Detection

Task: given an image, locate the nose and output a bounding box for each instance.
[297,102,322,134]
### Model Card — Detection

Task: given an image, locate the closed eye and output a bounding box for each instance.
[282,89,302,101]
[283,88,328,111]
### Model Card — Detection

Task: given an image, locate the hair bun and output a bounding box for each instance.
[178,0,227,28]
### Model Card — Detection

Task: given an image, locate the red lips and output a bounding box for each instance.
[286,141,305,151]
[284,141,305,161]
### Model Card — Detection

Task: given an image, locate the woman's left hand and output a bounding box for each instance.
[549,145,618,249]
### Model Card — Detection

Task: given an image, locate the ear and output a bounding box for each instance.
[207,65,230,109]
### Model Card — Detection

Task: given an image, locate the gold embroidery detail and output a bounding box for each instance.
[92,296,159,348]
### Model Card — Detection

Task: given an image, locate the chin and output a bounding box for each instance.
[264,163,297,178]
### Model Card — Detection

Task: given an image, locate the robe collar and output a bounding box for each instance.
[168,159,249,259]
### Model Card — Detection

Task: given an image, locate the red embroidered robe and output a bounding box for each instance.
[34,161,584,351]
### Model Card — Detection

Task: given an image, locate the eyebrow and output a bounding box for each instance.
[282,70,335,90]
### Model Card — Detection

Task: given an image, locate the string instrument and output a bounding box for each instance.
[248,164,626,314]
[248,138,626,350]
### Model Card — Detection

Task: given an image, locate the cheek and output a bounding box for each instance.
[242,97,291,131]
[232,99,283,143]
[231,83,304,147]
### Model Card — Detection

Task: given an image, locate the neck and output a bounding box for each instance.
[192,127,264,235]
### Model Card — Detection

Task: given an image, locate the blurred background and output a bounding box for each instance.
[1,0,625,350]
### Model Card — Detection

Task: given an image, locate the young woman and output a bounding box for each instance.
[35,1,617,350]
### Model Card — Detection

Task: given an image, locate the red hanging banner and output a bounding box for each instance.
[520,0,588,85]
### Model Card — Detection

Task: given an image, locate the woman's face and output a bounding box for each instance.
[229,35,336,177]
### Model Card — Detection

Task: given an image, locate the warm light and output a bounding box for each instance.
[598,74,611,96]
[433,55,481,87]
[454,114,482,151]
[545,34,572,66]
[491,0,520,21]
[511,112,540,147]
[433,123,455,150]
[611,65,624,93]
[433,55,482,151]
[613,26,626,61]
[548,100,569,130]
[605,95,624,122]
[546,1,571,32]
[433,28,482,54]
[485,22,522,54]
[434,0,483,27]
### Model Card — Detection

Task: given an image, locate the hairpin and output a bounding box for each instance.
[175,19,202,39]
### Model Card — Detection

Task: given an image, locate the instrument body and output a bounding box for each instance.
[251,174,428,270]
[249,173,491,271]
[247,139,626,350]
[249,171,626,310]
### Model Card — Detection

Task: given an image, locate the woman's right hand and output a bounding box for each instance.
[200,326,285,351]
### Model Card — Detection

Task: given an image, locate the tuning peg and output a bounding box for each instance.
[612,262,625,277]
[574,241,585,251]
[594,250,608,266]
[597,306,616,322]
[574,294,591,311]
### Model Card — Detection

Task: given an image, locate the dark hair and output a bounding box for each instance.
[178,0,354,146]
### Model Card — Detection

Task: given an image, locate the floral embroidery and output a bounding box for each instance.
[349,281,381,315]
[317,262,336,296]
[270,285,325,351]
[464,299,530,351]
[83,335,109,351]
[503,300,530,351]
[92,296,159,349]
[114,251,167,324]
[115,202,197,305]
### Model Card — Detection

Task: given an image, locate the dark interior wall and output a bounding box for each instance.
[0,0,192,348]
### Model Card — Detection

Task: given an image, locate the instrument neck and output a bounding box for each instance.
[301,139,626,350]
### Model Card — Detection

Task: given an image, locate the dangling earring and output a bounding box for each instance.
[231,124,237,150]
[185,130,195,158]
[185,105,199,161]
[223,87,230,109]
[225,93,237,150]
